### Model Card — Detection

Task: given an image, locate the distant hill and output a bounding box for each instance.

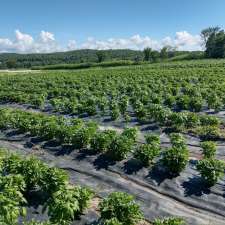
[0,49,143,69]
[0,49,203,69]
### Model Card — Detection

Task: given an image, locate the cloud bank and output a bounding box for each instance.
[0,30,203,53]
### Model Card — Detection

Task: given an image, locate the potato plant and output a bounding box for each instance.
[161,134,189,174]
[108,135,133,161]
[196,159,225,186]
[90,130,117,153]
[169,133,186,148]
[200,141,217,159]
[134,143,160,166]
[153,217,186,225]
[145,133,160,146]
[121,127,138,142]
[99,192,143,225]
[104,218,123,225]
[45,186,93,225]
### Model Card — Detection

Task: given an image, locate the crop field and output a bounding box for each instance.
[0,59,225,225]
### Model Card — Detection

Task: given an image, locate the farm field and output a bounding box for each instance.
[1,59,225,225]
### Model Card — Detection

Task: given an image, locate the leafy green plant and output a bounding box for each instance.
[200,141,217,159]
[134,143,160,166]
[161,135,189,175]
[104,218,123,225]
[90,130,117,153]
[189,97,203,112]
[45,186,93,225]
[108,135,133,161]
[176,95,190,110]
[41,167,69,194]
[111,107,120,121]
[99,192,143,225]
[18,157,47,189]
[145,133,160,146]
[170,133,186,148]
[72,122,97,149]
[197,125,221,140]
[0,175,27,225]
[199,115,220,126]
[153,217,186,225]
[119,96,129,115]
[122,127,138,142]
[23,220,52,225]
[196,159,225,186]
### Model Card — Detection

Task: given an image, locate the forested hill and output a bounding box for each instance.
[0,49,144,69]
[0,49,196,69]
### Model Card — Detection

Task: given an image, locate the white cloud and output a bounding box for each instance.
[0,30,203,53]
[174,31,202,50]
[0,30,62,53]
[40,31,55,43]
[15,30,33,44]
[80,31,202,51]
[67,40,77,50]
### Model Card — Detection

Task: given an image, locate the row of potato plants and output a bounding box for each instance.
[0,149,188,225]
[1,62,225,119]
[0,107,224,187]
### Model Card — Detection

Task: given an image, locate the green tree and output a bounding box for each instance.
[150,50,160,62]
[96,51,105,63]
[143,47,152,61]
[201,26,220,46]
[6,59,17,69]
[160,46,169,60]
[201,27,225,58]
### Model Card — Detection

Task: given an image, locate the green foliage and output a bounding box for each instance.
[145,133,160,146]
[176,95,190,110]
[0,149,94,225]
[197,125,221,140]
[90,130,117,153]
[41,167,69,194]
[104,218,123,225]
[99,192,143,225]
[161,146,189,174]
[199,115,220,126]
[169,133,186,148]
[111,107,120,121]
[200,141,217,159]
[134,143,160,166]
[153,217,186,225]
[196,159,225,186]
[108,135,133,161]
[72,121,98,149]
[18,157,47,189]
[202,26,225,58]
[161,134,189,174]
[122,127,138,142]
[45,186,93,225]
[0,174,27,225]
[143,48,152,61]
[23,220,52,225]
[96,51,105,63]
[119,96,129,115]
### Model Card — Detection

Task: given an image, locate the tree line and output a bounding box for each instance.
[0,48,195,69]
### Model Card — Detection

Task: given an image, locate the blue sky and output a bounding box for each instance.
[0,0,225,53]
